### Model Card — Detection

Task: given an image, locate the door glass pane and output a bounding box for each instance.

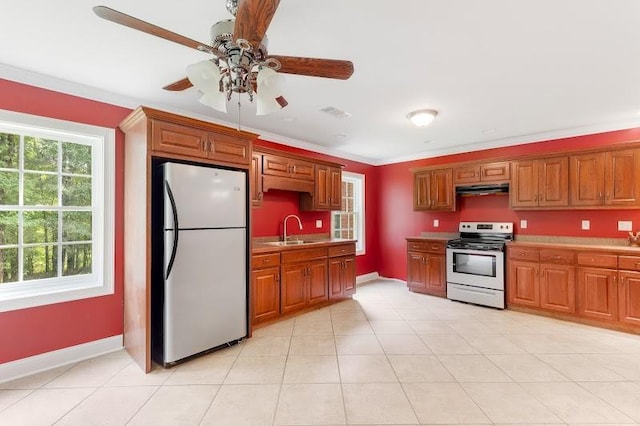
[23,245,58,281]
[62,176,91,206]
[0,132,19,169]
[62,211,92,242]
[62,244,92,276]
[0,247,18,284]
[62,142,92,175]
[24,137,58,172]
[453,252,496,277]
[23,211,58,244]
[0,171,19,205]
[0,211,18,245]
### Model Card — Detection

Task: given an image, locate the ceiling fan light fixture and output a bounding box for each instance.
[256,67,286,115]
[186,60,221,89]
[407,109,438,127]
[198,91,228,113]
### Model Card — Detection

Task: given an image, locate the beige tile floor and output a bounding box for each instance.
[2,278,640,425]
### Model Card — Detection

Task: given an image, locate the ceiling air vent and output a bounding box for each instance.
[319,106,352,119]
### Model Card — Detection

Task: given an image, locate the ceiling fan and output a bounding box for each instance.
[93,0,354,115]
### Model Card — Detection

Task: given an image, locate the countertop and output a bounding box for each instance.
[252,238,357,254]
[407,232,459,242]
[507,239,640,254]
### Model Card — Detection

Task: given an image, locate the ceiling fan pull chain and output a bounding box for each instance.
[237,91,242,131]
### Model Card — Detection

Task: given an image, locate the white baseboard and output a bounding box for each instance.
[0,335,123,384]
[356,272,380,285]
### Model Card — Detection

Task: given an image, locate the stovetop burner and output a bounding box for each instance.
[446,222,514,252]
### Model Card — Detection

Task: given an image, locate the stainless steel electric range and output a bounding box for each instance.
[446,222,513,309]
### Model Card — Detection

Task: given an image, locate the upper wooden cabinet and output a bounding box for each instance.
[570,148,640,207]
[511,157,569,209]
[250,152,263,208]
[301,164,342,211]
[453,161,510,184]
[151,118,252,166]
[253,147,344,210]
[413,168,454,211]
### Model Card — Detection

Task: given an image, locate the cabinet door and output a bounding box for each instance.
[251,153,263,207]
[510,160,539,208]
[425,254,446,297]
[262,153,292,178]
[307,259,328,305]
[329,257,344,299]
[538,157,569,207]
[577,267,617,321]
[540,264,575,313]
[343,256,357,296]
[570,153,605,206]
[314,165,331,210]
[481,161,510,182]
[281,263,307,314]
[413,172,431,210]
[430,169,454,211]
[618,271,640,326]
[329,167,343,210]
[453,165,481,184]
[288,159,315,181]
[407,251,427,291]
[251,267,280,323]
[507,261,540,307]
[208,133,250,165]
[151,120,208,158]
[605,148,640,206]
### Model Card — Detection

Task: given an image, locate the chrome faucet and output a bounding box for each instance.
[283,214,302,243]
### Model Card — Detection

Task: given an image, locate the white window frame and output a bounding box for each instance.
[0,109,115,312]
[332,171,365,255]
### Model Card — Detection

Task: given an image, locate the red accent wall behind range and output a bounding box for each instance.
[377,129,640,280]
[0,79,131,364]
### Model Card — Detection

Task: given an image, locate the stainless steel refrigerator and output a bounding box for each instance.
[152,161,248,366]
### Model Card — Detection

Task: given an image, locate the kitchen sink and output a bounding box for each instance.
[263,240,318,246]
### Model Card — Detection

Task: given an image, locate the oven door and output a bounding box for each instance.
[446,248,504,290]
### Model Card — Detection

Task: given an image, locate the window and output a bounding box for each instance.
[331,171,365,255]
[0,110,115,312]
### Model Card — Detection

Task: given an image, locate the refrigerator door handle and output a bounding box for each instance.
[165,180,180,280]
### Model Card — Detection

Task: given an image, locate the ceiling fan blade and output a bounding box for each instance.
[233,0,280,49]
[93,6,212,52]
[163,77,193,91]
[268,56,354,80]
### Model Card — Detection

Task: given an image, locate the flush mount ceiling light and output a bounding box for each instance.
[407,109,438,127]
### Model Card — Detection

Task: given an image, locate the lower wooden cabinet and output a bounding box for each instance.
[329,255,356,299]
[619,270,640,326]
[540,264,576,313]
[507,260,540,307]
[251,253,281,324]
[280,258,328,314]
[577,267,618,322]
[406,239,446,297]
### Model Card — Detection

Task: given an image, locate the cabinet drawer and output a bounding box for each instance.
[577,252,617,268]
[281,247,328,263]
[407,240,445,254]
[619,255,640,271]
[539,249,575,265]
[453,165,481,184]
[252,253,280,269]
[508,247,540,262]
[328,244,356,257]
[481,161,511,182]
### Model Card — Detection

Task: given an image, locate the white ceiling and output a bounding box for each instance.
[2,0,640,165]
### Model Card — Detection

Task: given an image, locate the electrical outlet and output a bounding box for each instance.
[433,219,439,228]
[581,220,590,231]
[315,219,322,228]
[618,221,633,231]
[520,220,528,229]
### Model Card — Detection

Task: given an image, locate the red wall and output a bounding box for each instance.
[0,79,131,364]
[377,129,640,280]
[253,139,380,276]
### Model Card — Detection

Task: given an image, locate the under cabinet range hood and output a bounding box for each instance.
[455,182,509,196]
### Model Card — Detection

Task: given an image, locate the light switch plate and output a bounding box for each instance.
[618,220,633,231]
[315,219,322,228]
[433,219,439,228]
[520,220,528,229]
[582,220,590,230]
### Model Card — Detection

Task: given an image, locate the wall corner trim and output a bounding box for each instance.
[0,335,123,384]
[356,272,380,285]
